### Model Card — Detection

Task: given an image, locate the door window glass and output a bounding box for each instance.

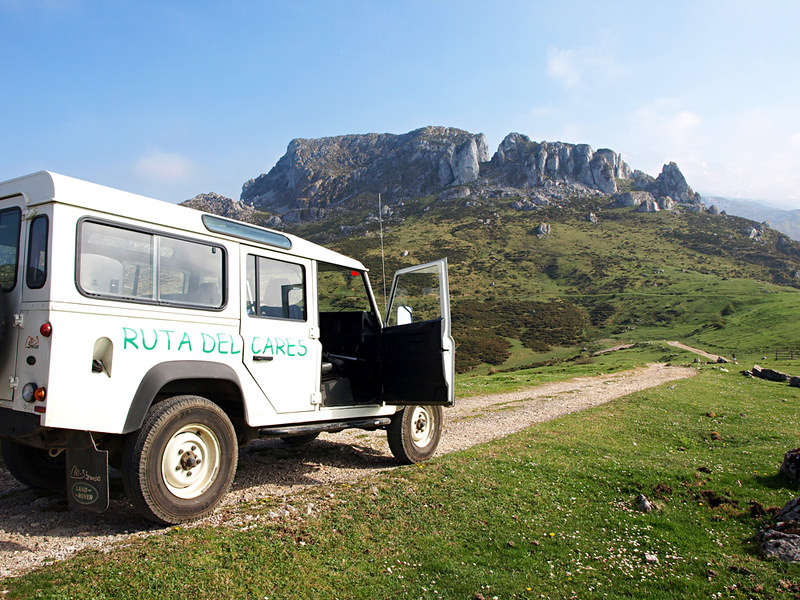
[317,263,372,312]
[386,266,442,327]
[0,208,21,292]
[246,255,306,321]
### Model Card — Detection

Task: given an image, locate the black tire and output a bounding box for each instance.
[0,439,66,490]
[280,432,320,446]
[122,395,237,525]
[387,405,442,465]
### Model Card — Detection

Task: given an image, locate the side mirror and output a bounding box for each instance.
[396,305,413,325]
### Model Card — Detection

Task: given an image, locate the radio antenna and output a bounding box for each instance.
[378,193,388,314]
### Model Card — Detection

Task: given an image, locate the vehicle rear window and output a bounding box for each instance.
[77,220,225,309]
[0,208,21,292]
[26,215,48,289]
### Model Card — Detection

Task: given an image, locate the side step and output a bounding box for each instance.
[258,417,392,439]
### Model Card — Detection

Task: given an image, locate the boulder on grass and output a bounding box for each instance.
[781,448,800,484]
[759,497,800,563]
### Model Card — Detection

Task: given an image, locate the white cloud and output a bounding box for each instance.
[631,99,702,150]
[546,46,625,89]
[134,150,195,183]
[736,108,773,139]
[790,131,800,148]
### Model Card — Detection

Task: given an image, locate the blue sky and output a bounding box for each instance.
[2,0,799,208]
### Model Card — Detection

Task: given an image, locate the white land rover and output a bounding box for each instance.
[0,171,454,524]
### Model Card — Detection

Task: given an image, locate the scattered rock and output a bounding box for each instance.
[637,199,660,213]
[780,448,800,484]
[752,365,790,382]
[534,222,551,237]
[758,497,800,563]
[636,494,654,513]
[658,196,675,211]
[439,186,471,201]
[613,191,652,208]
[587,212,599,224]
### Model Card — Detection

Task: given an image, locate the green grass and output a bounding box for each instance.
[5,368,800,599]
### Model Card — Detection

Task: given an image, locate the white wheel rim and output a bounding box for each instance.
[409,406,435,447]
[161,424,221,499]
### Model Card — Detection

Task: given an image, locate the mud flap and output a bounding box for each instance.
[66,442,109,513]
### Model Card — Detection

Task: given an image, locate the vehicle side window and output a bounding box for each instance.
[246,254,306,321]
[26,215,49,289]
[317,263,373,313]
[0,208,21,292]
[77,221,225,309]
[386,266,442,326]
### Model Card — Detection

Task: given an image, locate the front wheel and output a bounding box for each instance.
[0,439,66,490]
[122,395,237,525]
[387,405,442,465]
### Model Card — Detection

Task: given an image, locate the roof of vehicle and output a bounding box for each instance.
[0,171,365,270]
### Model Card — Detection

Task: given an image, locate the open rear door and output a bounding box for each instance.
[381,258,454,406]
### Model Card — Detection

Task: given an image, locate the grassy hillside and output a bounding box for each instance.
[288,192,800,372]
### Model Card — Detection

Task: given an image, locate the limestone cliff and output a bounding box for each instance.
[241,127,489,218]
[237,126,699,223]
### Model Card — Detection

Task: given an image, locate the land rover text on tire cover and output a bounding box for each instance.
[0,172,454,524]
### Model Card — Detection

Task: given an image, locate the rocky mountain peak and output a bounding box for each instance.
[236,126,700,224]
[488,134,631,194]
[240,127,489,220]
[181,192,258,223]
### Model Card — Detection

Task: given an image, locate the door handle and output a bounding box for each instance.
[253,355,274,362]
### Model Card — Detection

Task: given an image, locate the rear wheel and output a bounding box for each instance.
[122,395,237,524]
[387,405,442,464]
[0,439,66,490]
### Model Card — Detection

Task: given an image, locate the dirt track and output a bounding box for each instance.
[0,363,696,579]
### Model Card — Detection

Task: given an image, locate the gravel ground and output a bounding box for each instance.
[0,363,695,579]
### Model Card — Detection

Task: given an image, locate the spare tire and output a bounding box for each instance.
[0,439,66,490]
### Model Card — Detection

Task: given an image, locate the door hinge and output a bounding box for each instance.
[310,392,321,405]
[8,377,18,390]
[13,314,24,328]
[308,326,320,340]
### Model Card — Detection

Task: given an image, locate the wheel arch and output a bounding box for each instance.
[123,361,245,434]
